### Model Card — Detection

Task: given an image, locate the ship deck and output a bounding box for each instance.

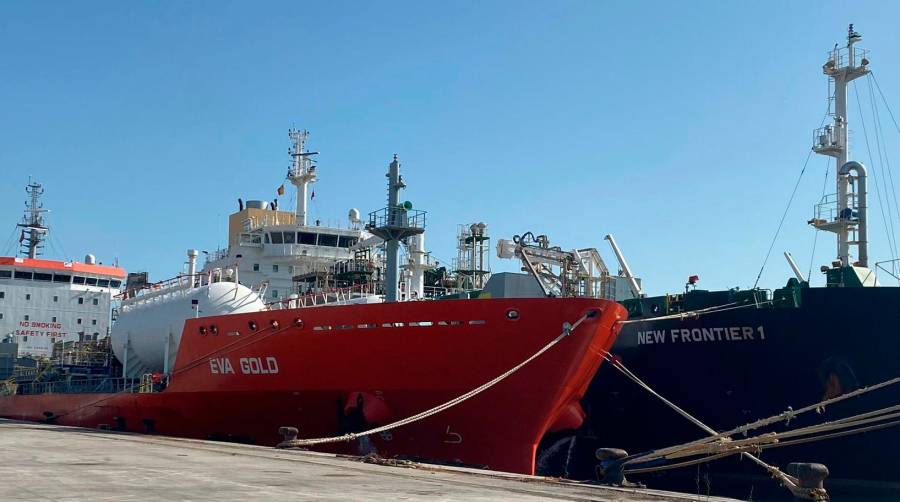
[0,419,741,501]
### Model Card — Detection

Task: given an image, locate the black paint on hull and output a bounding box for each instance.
[561,286,900,489]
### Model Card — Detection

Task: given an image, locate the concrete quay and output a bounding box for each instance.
[0,420,742,501]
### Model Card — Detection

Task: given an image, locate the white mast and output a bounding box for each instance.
[811,25,870,267]
[17,180,49,259]
[286,129,318,226]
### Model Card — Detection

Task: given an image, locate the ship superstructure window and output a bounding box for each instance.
[25,294,30,300]
[318,234,338,247]
[0,270,10,279]
[77,318,82,324]
[33,272,52,281]
[92,319,97,325]
[52,316,57,322]
[86,278,98,286]
[253,263,260,272]
[272,264,279,273]
[14,271,32,280]
[298,232,317,245]
[92,298,99,306]
[53,296,58,302]
[98,279,109,287]
[338,236,358,248]
[73,276,86,285]
[78,298,84,305]
[270,232,284,244]
[110,280,121,288]
[271,289,278,298]
[23,315,29,321]
[0,292,4,299]
[53,274,70,283]
[0,314,3,319]
[264,233,270,244]
[282,231,295,244]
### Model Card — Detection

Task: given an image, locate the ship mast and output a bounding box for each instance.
[811,24,871,267]
[286,129,318,226]
[16,180,48,259]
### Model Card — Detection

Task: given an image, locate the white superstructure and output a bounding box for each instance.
[203,128,428,303]
[0,182,125,358]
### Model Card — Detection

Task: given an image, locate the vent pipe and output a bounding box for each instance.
[839,161,868,267]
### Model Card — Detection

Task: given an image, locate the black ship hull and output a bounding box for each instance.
[548,286,900,493]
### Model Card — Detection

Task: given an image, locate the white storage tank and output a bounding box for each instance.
[111,281,266,375]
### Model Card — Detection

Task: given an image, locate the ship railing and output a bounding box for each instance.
[119,270,233,307]
[267,283,380,310]
[827,45,869,72]
[812,192,860,225]
[367,206,426,231]
[15,376,144,396]
[420,285,461,298]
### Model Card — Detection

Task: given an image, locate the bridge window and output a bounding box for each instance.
[264,233,270,244]
[318,234,338,247]
[33,272,52,281]
[0,270,10,279]
[282,232,295,244]
[338,236,358,248]
[110,280,121,288]
[97,279,110,287]
[86,278,98,286]
[298,232,317,245]
[73,276,86,284]
[53,274,70,283]
[270,232,284,244]
[14,271,32,280]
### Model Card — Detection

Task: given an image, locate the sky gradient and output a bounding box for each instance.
[2,1,900,295]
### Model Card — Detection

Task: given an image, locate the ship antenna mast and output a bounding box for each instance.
[811,24,871,268]
[16,180,49,259]
[286,128,318,226]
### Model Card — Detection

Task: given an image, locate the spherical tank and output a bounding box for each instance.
[111,282,266,373]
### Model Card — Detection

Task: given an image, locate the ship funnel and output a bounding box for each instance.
[839,161,868,267]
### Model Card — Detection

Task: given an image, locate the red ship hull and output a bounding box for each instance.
[0,297,625,474]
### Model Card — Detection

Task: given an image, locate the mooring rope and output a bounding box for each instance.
[278,312,596,448]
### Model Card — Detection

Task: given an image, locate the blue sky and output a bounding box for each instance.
[2,1,900,295]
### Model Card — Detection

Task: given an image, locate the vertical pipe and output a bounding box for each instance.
[385,155,401,302]
[840,161,868,267]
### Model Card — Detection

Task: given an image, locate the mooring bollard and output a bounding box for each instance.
[786,462,830,501]
[595,448,629,486]
[278,426,299,443]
